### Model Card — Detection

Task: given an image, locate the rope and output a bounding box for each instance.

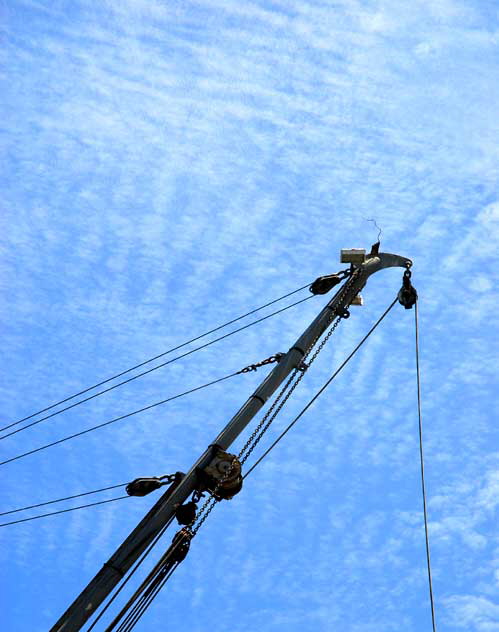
[0,371,241,467]
[0,495,130,528]
[0,292,313,440]
[415,300,437,632]
[244,297,398,479]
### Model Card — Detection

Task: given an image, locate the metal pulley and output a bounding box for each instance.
[126,477,164,497]
[309,269,350,295]
[126,472,184,497]
[169,528,192,564]
[398,269,418,309]
[199,448,243,500]
[175,501,197,526]
[309,274,342,295]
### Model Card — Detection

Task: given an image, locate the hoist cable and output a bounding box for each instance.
[1,295,313,441]
[0,495,130,528]
[0,482,129,517]
[100,281,358,630]
[86,517,175,632]
[106,535,185,632]
[0,284,312,435]
[415,300,437,632]
[0,371,240,467]
[106,312,347,631]
[244,297,398,480]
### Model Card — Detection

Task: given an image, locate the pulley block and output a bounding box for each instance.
[175,501,197,526]
[199,449,243,500]
[126,472,184,497]
[169,528,192,564]
[309,274,342,295]
[126,477,164,497]
[398,269,418,309]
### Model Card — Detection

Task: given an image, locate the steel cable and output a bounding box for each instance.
[86,517,175,632]
[0,371,240,467]
[0,495,131,528]
[244,297,398,479]
[1,284,311,436]
[1,295,313,441]
[0,482,129,518]
[415,300,437,632]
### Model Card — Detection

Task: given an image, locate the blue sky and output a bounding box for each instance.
[1,0,499,630]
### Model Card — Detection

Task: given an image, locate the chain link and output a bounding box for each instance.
[237,353,284,374]
[111,269,364,626]
[187,269,361,538]
[240,268,361,463]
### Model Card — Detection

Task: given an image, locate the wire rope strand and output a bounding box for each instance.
[0,495,130,528]
[415,300,437,632]
[85,518,175,632]
[1,284,311,434]
[1,295,314,441]
[0,482,128,517]
[3,371,241,466]
[0,371,241,467]
[244,297,398,479]
[105,535,186,632]
[116,565,179,632]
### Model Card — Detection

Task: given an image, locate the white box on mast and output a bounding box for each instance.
[340,248,366,264]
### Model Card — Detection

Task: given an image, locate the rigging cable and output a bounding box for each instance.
[0,294,313,441]
[85,517,175,632]
[244,297,398,479]
[0,482,129,517]
[0,496,130,528]
[98,273,361,632]
[0,371,240,467]
[415,300,437,632]
[0,284,311,436]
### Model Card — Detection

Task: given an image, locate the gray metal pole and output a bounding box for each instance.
[51,250,411,632]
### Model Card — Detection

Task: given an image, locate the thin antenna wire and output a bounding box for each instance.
[415,300,437,632]
[365,218,382,243]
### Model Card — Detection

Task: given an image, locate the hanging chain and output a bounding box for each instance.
[237,353,284,374]
[187,269,361,537]
[238,269,360,466]
[107,270,363,631]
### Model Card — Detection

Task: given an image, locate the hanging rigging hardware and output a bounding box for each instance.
[125,472,184,497]
[336,306,350,319]
[174,501,197,526]
[50,245,417,632]
[341,248,366,264]
[309,268,350,295]
[198,448,243,500]
[398,268,418,309]
[350,294,363,306]
[237,353,284,374]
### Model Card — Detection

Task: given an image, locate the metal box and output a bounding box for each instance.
[340,248,366,264]
[350,294,364,306]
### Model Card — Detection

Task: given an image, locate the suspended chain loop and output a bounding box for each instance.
[189,269,360,537]
[243,296,399,480]
[103,271,362,631]
[237,353,284,374]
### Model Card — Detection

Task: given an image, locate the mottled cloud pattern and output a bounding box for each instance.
[1,1,499,631]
